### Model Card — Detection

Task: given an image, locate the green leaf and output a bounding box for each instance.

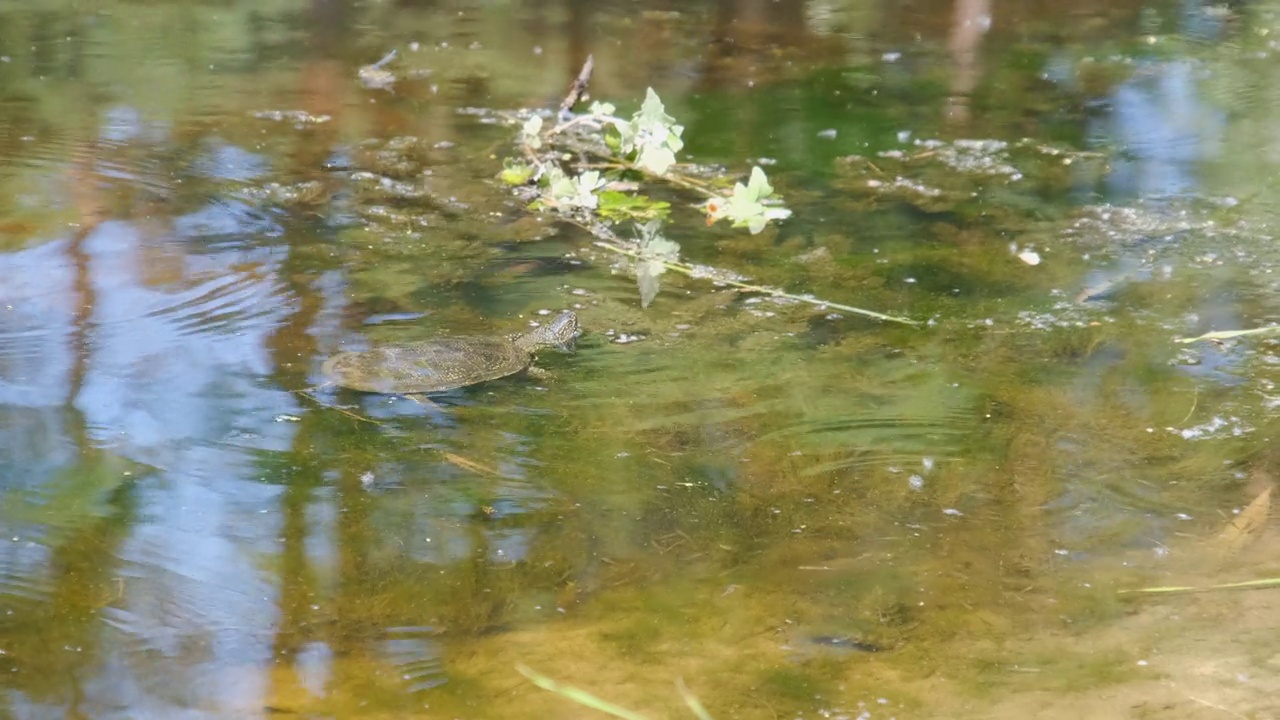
[589,100,617,116]
[571,170,605,209]
[636,146,677,175]
[545,166,575,203]
[578,170,603,191]
[499,159,535,186]
[638,87,675,127]
[634,220,681,307]
[745,166,773,201]
[614,121,636,152]
[596,191,671,222]
[541,166,605,211]
[607,88,684,176]
[520,115,543,149]
[637,258,663,308]
[603,125,623,152]
[705,166,792,234]
[725,186,764,221]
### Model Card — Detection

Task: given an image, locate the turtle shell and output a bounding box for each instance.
[321,336,534,394]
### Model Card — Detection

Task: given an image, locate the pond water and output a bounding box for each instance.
[1,1,1279,718]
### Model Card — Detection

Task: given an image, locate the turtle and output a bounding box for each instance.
[320,310,579,395]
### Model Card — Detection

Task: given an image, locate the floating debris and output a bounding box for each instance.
[358,49,399,90]
[348,171,430,200]
[251,109,332,125]
[1168,415,1253,440]
[238,180,329,206]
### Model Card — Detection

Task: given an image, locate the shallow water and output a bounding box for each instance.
[2,1,1280,718]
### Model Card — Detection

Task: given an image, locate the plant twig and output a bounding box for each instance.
[1186,695,1248,720]
[559,54,595,117]
[547,113,601,137]
[1180,386,1198,424]
[593,239,921,326]
[442,451,505,478]
[291,387,383,426]
[1118,576,1280,596]
[1174,326,1280,344]
[367,48,398,70]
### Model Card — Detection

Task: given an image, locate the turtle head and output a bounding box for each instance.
[518,310,580,351]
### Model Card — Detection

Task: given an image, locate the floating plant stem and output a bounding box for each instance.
[592,240,921,326]
[1174,326,1280,344]
[1119,577,1280,596]
[517,665,652,720]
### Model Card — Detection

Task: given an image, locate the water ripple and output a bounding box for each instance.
[139,269,287,339]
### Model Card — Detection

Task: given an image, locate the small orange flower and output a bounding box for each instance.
[704,197,725,226]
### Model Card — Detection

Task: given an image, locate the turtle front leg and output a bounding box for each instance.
[526,366,553,382]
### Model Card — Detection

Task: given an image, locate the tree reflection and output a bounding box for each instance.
[0,0,1271,717]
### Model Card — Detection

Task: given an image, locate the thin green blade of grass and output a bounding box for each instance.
[676,677,714,720]
[1119,577,1280,596]
[517,664,651,720]
[1174,326,1280,344]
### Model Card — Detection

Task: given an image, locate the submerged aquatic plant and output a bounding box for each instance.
[518,665,713,720]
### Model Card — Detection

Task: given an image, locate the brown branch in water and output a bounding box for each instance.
[546,114,597,137]
[559,54,595,116]
[441,451,505,478]
[291,387,383,426]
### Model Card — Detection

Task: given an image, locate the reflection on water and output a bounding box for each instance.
[1,0,1280,718]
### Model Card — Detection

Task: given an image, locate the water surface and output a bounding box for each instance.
[1,1,1279,718]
